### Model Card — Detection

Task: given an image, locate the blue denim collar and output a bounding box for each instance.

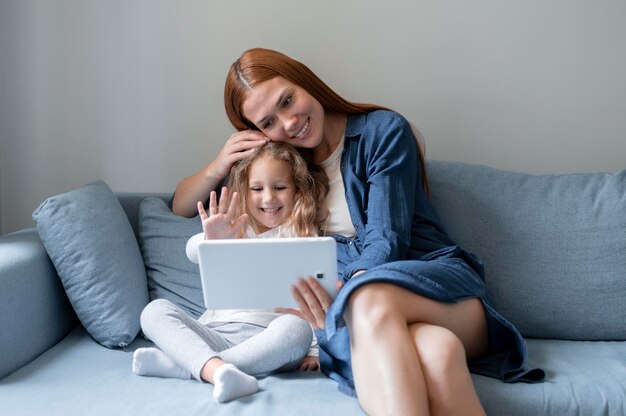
[344,112,367,138]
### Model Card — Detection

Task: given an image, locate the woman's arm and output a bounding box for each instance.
[171,130,269,217]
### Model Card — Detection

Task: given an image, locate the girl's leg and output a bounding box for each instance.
[140,301,311,379]
[215,314,313,377]
[137,299,259,402]
[139,299,231,382]
[343,283,488,416]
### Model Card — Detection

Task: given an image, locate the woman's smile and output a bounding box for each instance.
[292,118,310,139]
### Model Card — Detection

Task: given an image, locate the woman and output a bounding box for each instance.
[172,48,544,415]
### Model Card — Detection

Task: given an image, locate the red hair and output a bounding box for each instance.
[224,48,430,194]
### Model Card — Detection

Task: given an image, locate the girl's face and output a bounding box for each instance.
[242,77,325,150]
[246,155,296,232]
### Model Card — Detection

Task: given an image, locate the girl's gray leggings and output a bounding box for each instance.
[140,299,313,381]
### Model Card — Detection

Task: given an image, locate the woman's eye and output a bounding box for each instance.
[262,119,274,130]
[282,96,292,108]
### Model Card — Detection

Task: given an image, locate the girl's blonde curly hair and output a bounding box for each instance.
[227,141,329,237]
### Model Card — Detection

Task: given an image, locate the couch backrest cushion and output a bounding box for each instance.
[428,160,626,341]
[32,181,149,348]
[137,197,205,318]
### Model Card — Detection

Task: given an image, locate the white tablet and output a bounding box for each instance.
[197,237,338,309]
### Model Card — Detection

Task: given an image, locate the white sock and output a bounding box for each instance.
[212,363,259,403]
[132,348,191,379]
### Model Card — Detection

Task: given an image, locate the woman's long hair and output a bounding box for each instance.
[224,47,430,194]
[227,142,329,237]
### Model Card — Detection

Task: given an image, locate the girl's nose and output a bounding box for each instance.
[262,189,276,202]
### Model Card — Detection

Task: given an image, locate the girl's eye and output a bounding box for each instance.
[282,96,292,108]
[274,185,287,191]
[250,187,262,192]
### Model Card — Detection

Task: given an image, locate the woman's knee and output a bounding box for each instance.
[344,284,404,331]
[410,324,467,372]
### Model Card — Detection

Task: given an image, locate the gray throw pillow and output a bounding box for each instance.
[32,181,149,348]
[428,160,626,341]
[137,197,205,318]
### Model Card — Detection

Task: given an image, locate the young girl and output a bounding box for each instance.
[133,141,328,403]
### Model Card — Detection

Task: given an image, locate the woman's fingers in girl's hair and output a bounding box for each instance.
[212,130,268,179]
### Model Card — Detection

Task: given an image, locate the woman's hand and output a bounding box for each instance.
[197,187,248,240]
[276,277,339,329]
[208,130,269,180]
[172,130,268,217]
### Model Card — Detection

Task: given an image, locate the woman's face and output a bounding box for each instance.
[242,77,325,149]
[246,155,296,232]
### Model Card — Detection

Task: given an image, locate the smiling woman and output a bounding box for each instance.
[171,48,544,416]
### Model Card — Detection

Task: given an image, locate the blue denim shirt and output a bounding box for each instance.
[319,111,501,396]
[334,110,466,281]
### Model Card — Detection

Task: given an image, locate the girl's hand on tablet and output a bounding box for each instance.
[198,187,248,240]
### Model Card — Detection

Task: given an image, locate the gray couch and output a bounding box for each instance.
[1,160,625,415]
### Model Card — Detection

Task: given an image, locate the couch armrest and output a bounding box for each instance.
[0,228,78,379]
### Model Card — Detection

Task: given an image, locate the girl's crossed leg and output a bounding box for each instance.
[134,299,312,402]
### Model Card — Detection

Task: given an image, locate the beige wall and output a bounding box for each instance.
[2,0,626,234]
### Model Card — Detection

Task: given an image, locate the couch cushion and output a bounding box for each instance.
[0,326,365,416]
[475,338,626,415]
[1,327,624,416]
[137,197,204,318]
[31,181,149,348]
[428,160,626,340]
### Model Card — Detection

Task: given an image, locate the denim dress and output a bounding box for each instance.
[316,111,545,397]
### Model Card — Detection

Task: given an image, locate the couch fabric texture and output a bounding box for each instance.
[2,160,625,415]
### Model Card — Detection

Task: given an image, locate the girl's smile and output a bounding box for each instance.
[246,155,295,232]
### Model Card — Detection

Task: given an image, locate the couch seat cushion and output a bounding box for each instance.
[0,327,364,416]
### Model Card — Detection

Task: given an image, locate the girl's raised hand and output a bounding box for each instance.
[207,130,269,180]
[197,187,248,240]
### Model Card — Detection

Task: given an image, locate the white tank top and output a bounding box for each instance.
[320,137,357,237]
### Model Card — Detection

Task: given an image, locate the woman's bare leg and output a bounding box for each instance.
[409,323,485,416]
[343,283,488,416]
